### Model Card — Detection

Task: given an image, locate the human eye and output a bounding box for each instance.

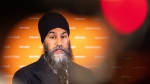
[50,35,56,39]
[61,35,67,39]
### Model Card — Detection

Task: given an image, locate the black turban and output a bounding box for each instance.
[38,12,70,43]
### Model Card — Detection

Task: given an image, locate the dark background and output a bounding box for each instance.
[0,0,150,84]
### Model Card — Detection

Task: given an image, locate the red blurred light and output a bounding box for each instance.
[100,0,148,34]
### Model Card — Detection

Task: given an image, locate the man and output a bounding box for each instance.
[12,12,97,84]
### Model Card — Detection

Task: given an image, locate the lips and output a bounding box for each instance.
[54,49,64,54]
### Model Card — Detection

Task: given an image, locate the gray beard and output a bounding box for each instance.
[44,45,72,73]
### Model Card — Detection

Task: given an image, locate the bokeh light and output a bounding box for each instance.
[1,10,110,84]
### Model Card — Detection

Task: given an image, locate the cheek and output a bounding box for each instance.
[44,39,55,50]
[48,44,55,50]
[62,40,69,48]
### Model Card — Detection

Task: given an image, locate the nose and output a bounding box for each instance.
[56,37,62,46]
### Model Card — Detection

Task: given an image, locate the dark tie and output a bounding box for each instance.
[57,68,67,84]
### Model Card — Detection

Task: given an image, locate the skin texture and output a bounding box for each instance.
[43,28,69,55]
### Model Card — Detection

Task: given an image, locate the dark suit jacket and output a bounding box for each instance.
[12,55,97,84]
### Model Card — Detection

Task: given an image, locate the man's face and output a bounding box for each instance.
[43,28,72,70]
[43,28,69,55]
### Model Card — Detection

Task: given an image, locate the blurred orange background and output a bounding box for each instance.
[1,11,110,84]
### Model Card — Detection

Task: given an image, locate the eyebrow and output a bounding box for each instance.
[48,31,67,35]
[48,31,56,34]
[61,31,67,35]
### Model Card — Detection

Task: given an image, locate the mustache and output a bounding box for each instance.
[44,42,73,60]
[49,45,71,54]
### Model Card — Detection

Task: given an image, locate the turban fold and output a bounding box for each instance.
[38,12,70,43]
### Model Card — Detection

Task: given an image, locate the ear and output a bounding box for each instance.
[42,42,46,52]
[43,42,45,46]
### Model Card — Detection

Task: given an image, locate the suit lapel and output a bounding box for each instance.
[33,69,60,84]
[33,55,60,84]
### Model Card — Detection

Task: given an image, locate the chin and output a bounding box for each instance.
[54,53,64,55]
[53,54,66,62]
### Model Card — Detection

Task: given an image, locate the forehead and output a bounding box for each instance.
[48,28,67,34]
